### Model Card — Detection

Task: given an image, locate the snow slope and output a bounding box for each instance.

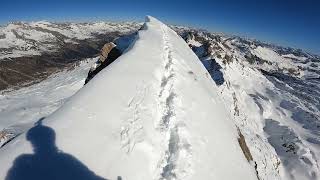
[178,29,320,180]
[0,58,96,147]
[0,16,257,180]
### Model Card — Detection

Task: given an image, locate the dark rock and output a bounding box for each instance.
[84,46,122,84]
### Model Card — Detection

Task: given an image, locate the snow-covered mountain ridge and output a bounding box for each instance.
[173,26,320,180]
[0,16,319,180]
[0,58,96,145]
[0,16,257,180]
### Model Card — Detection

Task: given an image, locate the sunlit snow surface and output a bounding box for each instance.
[0,17,257,180]
[1,17,319,180]
[0,58,96,146]
[191,38,320,180]
[175,27,320,180]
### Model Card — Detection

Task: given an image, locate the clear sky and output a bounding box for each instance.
[0,0,319,54]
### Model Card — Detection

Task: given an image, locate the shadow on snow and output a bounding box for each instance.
[5,118,122,180]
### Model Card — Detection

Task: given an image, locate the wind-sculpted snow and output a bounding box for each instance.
[0,17,257,180]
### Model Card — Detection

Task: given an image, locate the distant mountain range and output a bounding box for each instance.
[0,18,320,180]
[0,21,140,90]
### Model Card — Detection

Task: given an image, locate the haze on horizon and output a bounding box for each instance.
[0,0,319,55]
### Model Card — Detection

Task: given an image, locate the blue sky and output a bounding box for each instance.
[0,0,319,54]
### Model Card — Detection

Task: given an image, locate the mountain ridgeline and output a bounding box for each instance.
[0,17,320,180]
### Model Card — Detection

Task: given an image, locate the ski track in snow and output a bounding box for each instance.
[156,25,192,180]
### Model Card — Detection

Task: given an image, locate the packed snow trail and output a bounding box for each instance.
[156,24,193,180]
[0,16,257,180]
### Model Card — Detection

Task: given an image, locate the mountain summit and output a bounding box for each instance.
[0,16,257,180]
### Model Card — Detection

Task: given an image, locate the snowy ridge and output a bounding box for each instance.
[178,29,320,180]
[155,23,192,179]
[0,58,96,147]
[0,16,256,180]
[216,57,320,180]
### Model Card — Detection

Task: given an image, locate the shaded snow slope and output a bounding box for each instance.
[0,16,256,180]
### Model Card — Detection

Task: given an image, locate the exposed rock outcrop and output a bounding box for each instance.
[84,32,137,84]
[85,43,122,84]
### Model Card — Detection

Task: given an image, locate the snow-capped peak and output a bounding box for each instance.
[0,16,257,180]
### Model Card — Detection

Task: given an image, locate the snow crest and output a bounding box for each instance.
[0,16,257,180]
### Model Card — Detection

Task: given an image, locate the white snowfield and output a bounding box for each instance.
[0,16,257,180]
[0,58,96,147]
